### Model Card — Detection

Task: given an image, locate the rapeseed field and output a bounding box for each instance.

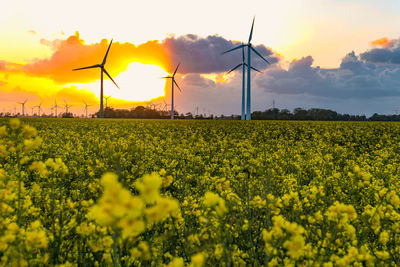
[1,118,399,266]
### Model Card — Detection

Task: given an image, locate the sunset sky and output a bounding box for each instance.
[2,0,400,116]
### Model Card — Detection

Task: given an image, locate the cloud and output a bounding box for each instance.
[360,37,400,64]
[22,32,170,84]
[163,34,279,74]
[255,51,400,99]
[20,32,279,84]
[27,30,37,35]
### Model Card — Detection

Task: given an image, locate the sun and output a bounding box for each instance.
[83,62,168,102]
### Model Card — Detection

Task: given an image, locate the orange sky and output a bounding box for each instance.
[0,31,176,115]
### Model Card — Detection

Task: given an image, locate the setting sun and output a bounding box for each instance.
[78,62,168,103]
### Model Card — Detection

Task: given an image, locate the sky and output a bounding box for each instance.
[2,0,400,116]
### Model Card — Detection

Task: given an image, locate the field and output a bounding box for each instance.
[1,118,400,266]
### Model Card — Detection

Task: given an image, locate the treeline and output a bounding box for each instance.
[252,108,400,121]
[4,106,400,121]
[98,106,214,119]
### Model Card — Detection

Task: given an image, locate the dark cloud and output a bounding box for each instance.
[360,37,400,64]
[256,52,400,99]
[182,74,215,87]
[162,34,279,74]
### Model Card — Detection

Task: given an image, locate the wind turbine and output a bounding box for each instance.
[17,99,28,117]
[34,102,42,117]
[72,39,119,118]
[224,46,261,120]
[53,100,61,118]
[222,17,270,120]
[162,63,182,119]
[64,101,71,114]
[83,100,92,118]
[104,95,111,109]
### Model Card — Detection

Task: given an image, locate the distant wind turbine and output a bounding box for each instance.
[72,39,119,118]
[223,46,261,120]
[162,63,182,119]
[104,95,111,109]
[53,100,61,118]
[17,99,28,117]
[64,101,71,114]
[222,17,270,120]
[34,102,42,117]
[83,100,92,118]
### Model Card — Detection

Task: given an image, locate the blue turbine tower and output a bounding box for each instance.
[222,17,270,120]
[223,46,261,120]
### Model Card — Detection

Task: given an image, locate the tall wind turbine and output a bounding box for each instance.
[223,46,261,120]
[83,100,92,118]
[162,63,181,119]
[18,99,28,117]
[72,39,119,118]
[222,17,270,120]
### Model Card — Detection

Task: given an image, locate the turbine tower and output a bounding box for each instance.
[18,99,28,117]
[223,46,261,120]
[222,17,270,120]
[72,39,119,118]
[162,63,181,119]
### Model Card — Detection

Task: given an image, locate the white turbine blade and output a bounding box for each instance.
[173,79,181,92]
[73,64,100,71]
[102,39,113,66]
[221,44,246,55]
[248,16,255,43]
[173,63,181,76]
[251,46,270,64]
[103,68,120,89]
[227,63,243,74]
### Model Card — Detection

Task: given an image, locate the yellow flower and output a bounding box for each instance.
[0,126,7,137]
[22,125,37,138]
[379,231,389,245]
[203,192,220,207]
[283,234,305,259]
[135,173,162,204]
[9,118,21,130]
[190,253,205,267]
[166,257,184,267]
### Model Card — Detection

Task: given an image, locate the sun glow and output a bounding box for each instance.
[79,62,168,102]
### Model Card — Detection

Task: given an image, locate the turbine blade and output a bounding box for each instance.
[251,46,270,64]
[102,39,113,66]
[221,44,246,55]
[73,64,100,71]
[161,76,170,79]
[242,46,245,62]
[248,16,255,43]
[103,68,120,89]
[227,63,243,74]
[173,63,181,76]
[250,66,262,73]
[173,79,181,92]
